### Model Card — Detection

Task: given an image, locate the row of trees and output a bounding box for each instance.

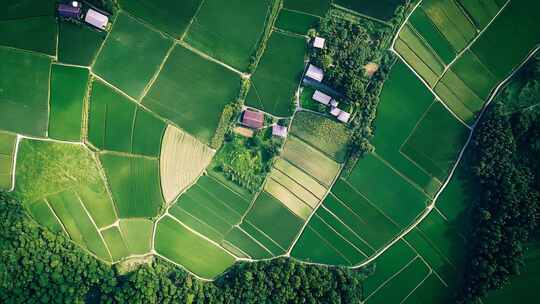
[458,55,540,303]
[0,191,367,303]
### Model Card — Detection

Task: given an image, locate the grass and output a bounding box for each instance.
[88,80,165,157]
[244,191,305,250]
[275,9,320,35]
[420,0,476,52]
[401,102,469,181]
[224,227,273,259]
[0,131,16,190]
[408,8,455,64]
[155,215,236,279]
[0,16,57,56]
[118,0,202,38]
[334,0,404,21]
[184,0,271,71]
[49,65,89,141]
[119,219,153,255]
[48,189,111,262]
[0,47,50,137]
[102,227,129,262]
[26,199,65,234]
[93,12,172,99]
[290,111,350,162]
[143,45,241,145]
[245,31,306,117]
[282,135,341,187]
[100,153,163,218]
[160,125,215,203]
[282,0,331,17]
[58,21,106,66]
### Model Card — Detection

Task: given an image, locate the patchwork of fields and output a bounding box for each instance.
[1,0,539,295]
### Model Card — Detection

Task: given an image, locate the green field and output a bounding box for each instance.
[102,227,130,262]
[282,0,331,17]
[143,45,240,144]
[334,0,403,21]
[224,227,273,259]
[408,8,455,64]
[0,16,57,56]
[88,80,165,156]
[398,24,445,80]
[26,199,65,234]
[119,0,202,38]
[0,131,16,190]
[457,0,502,29]
[155,216,236,279]
[282,135,340,187]
[273,158,327,199]
[57,21,106,66]
[290,111,350,162]
[169,175,250,243]
[49,65,89,141]
[243,191,304,251]
[93,12,172,99]
[394,38,439,87]
[185,0,270,71]
[275,9,320,35]
[119,219,154,255]
[451,50,499,100]
[245,31,306,117]
[2,0,56,20]
[100,153,163,218]
[0,47,51,137]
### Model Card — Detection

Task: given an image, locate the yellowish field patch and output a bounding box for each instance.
[264,178,313,220]
[160,125,215,203]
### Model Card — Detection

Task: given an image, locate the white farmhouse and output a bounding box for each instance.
[85,9,109,30]
[305,64,324,82]
[313,36,325,49]
[312,90,332,105]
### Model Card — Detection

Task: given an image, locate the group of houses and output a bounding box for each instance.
[57,1,110,31]
[304,37,351,123]
[237,109,288,139]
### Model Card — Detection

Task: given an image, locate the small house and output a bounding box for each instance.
[242,110,264,129]
[58,3,82,19]
[330,107,341,117]
[313,37,325,49]
[337,111,351,123]
[305,64,324,82]
[330,99,339,107]
[312,90,332,105]
[272,125,288,138]
[85,8,109,30]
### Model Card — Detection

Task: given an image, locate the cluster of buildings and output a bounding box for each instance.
[57,1,110,31]
[238,109,288,139]
[303,37,351,123]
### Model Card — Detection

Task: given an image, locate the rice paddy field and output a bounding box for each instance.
[1,0,540,292]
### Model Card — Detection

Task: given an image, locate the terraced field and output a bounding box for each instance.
[1,1,539,299]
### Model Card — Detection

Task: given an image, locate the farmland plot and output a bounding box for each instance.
[118,0,202,38]
[100,153,163,218]
[334,0,404,21]
[49,65,89,141]
[0,131,17,190]
[57,21,106,66]
[457,0,503,29]
[282,0,331,17]
[93,12,172,99]
[26,199,65,234]
[102,227,130,262]
[143,45,240,144]
[245,31,306,117]
[275,9,320,35]
[88,80,165,157]
[185,0,271,71]
[0,47,51,137]
[155,215,236,279]
[408,8,455,64]
[0,16,57,56]
[160,125,214,203]
[1,0,56,20]
[119,218,154,255]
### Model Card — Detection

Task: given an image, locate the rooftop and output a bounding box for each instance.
[85,8,109,30]
[312,90,332,105]
[242,109,264,129]
[305,64,324,82]
[272,125,288,138]
[313,37,325,49]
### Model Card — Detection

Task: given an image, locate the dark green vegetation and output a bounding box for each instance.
[275,9,320,35]
[0,16,57,56]
[185,0,271,71]
[210,129,282,193]
[143,45,241,145]
[458,55,540,303]
[0,47,51,137]
[245,31,306,117]
[49,65,89,141]
[334,0,405,21]
[0,132,16,190]
[93,12,172,99]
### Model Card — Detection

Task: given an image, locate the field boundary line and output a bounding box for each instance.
[178,41,247,77]
[89,12,119,69]
[89,149,121,221]
[99,150,158,161]
[139,41,176,102]
[170,207,226,240]
[235,225,275,257]
[154,252,213,282]
[175,197,237,232]
[402,234,454,283]
[320,205,376,252]
[273,165,325,200]
[222,239,252,259]
[364,256,419,301]
[0,45,56,60]
[307,225,353,264]
[193,183,245,218]
[75,192,114,261]
[281,7,321,19]
[329,192,368,225]
[99,220,120,232]
[243,219,287,253]
[331,4,390,26]
[399,269,433,304]
[265,176,317,213]
[313,213,369,259]
[180,0,206,41]
[8,136,22,192]
[46,62,53,138]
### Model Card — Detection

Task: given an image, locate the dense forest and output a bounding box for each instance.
[0,191,367,303]
[458,54,540,303]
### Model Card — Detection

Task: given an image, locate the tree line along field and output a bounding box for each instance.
[0,0,539,294]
